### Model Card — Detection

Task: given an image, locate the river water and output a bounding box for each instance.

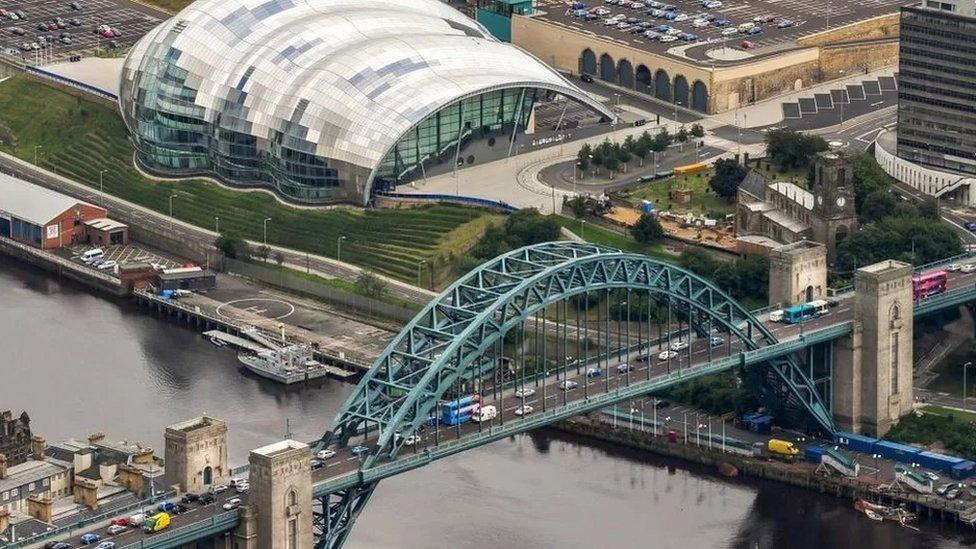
[2,257,973,549]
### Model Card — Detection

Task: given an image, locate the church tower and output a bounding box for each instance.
[810,152,857,264]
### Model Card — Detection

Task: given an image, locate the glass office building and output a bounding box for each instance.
[118,0,612,205]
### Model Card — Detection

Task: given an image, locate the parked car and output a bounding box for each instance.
[616,363,634,373]
[181,493,199,504]
[922,471,940,481]
[514,387,535,398]
[95,543,116,549]
[315,449,336,460]
[580,73,594,83]
[947,488,961,500]
[210,484,228,494]
[586,367,602,378]
[514,404,534,416]
[235,482,250,493]
[222,498,242,510]
[199,494,216,505]
[97,260,117,271]
[658,349,678,360]
[961,264,976,273]
[777,19,795,28]
[741,40,757,49]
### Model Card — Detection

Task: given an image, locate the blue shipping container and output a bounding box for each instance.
[952,461,976,480]
[915,450,965,472]
[834,432,876,454]
[873,440,922,463]
[804,445,824,464]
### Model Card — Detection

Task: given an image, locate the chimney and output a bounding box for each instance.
[73,449,93,473]
[27,494,53,523]
[132,447,154,465]
[88,432,105,445]
[73,478,99,511]
[31,436,45,460]
[0,453,7,479]
[0,508,9,534]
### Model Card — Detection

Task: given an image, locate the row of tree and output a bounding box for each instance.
[576,125,705,176]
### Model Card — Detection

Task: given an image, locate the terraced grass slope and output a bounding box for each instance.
[0,75,493,281]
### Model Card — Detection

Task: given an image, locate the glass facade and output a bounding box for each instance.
[375,88,537,188]
[118,0,613,205]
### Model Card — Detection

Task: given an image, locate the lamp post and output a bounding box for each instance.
[418,259,426,287]
[263,217,272,246]
[214,216,220,234]
[872,453,881,478]
[98,169,107,194]
[168,193,178,232]
[964,361,973,410]
[33,145,42,165]
[337,235,347,262]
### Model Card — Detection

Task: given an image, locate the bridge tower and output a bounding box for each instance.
[768,240,827,307]
[832,260,914,436]
[249,440,312,549]
[163,416,228,494]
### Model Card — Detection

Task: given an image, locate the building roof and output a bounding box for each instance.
[157,269,215,281]
[84,218,128,231]
[743,201,774,213]
[763,209,810,235]
[0,459,68,495]
[769,182,814,210]
[0,173,98,226]
[739,170,770,199]
[119,0,614,202]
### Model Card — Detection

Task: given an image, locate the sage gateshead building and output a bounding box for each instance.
[118,0,614,205]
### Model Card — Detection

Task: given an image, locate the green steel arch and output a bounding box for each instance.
[315,241,833,547]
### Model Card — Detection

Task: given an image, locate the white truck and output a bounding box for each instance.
[471,405,497,423]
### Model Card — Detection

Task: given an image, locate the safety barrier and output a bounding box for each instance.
[25,65,118,101]
[376,192,518,214]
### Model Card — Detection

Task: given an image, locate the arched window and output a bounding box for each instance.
[288,489,298,506]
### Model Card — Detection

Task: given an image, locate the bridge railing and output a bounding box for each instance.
[4,490,176,548]
[914,250,976,273]
[117,510,239,549]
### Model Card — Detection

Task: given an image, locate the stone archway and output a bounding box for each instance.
[691,80,708,112]
[654,69,670,102]
[581,49,596,76]
[618,59,634,89]
[673,75,689,107]
[599,53,616,83]
[636,64,651,94]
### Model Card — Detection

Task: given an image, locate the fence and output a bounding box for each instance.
[376,192,519,214]
[223,258,416,323]
[25,65,118,102]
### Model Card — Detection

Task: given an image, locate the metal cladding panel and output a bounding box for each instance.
[952,461,976,480]
[833,431,876,454]
[915,450,965,472]
[118,0,612,177]
[873,440,922,463]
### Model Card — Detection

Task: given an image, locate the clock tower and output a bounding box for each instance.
[810,151,857,264]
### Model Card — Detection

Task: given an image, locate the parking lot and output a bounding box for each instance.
[537,0,911,61]
[0,0,164,64]
[62,242,183,277]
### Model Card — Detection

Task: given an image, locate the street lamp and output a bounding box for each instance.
[337,235,347,262]
[33,145,42,165]
[964,361,973,410]
[168,193,178,231]
[263,217,272,246]
[872,453,882,478]
[417,259,427,287]
[214,216,220,234]
[98,169,107,194]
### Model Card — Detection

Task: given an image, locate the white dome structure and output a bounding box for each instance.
[118,0,613,204]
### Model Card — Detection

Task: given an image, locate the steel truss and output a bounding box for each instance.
[313,242,833,548]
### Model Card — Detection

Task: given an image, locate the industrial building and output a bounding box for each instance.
[0,174,107,249]
[118,0,613,206]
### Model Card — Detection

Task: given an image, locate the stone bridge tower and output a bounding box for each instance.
[832,260,914,436]
[768,240,827,307]
[248,440,312,549]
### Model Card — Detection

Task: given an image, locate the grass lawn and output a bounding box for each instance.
[0,75,496,283]
[623,169,735,217]
[922,405,976,424]
[556,216,676,260]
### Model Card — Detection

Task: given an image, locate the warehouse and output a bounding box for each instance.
[0,173,107,249]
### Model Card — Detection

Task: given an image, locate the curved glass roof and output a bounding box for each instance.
[121,0,614,180]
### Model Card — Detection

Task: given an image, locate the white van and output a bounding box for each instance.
[80,248,104,263]
[128,512,147,526]
[229,477,246,489]
[472,405,497,423]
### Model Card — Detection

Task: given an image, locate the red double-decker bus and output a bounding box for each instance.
[912,270,948,300]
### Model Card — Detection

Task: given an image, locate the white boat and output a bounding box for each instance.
[237,343,327,384]
[864,509,884,521]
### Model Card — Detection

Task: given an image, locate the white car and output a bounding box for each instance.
[315,449,336,460]
[692,18,710,27]
[721,27,738,36]
[670,340,689,351]
[659,34,678,42]
[603,18,618,25]
[559,379,579,390]
[514,387,536,398]
[769,310,785,322]
[961,264,976,273]
[923,471,940,482]
[106,524,127,535]
[673,13,688,21]
[97,260,118,271]
[402,434,421,446]
[666,28,682,36]
[235,482,250,493]
[210,484,228,494]
[514,405,534,416]
[946,263,961,272]
[222,497,242,510]
[659,349,678,360]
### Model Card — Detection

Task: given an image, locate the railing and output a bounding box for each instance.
[376,192,519,214]
[4,490,176,547]
[914,250,976,274]
[915,285,976,317]
[25,65,118,101]
[0,236,119,285]
[118,510,239,549]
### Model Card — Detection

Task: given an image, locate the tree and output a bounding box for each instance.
[273,251,285,266]
[577,143,592,174]
[919,196,940,220]
[355,270,387,298]
[567,195,589,220]
[214,234,250,260]
[503,207,561,244]
[852,152,893,214]
[708,158,748,199]
[676,126,689,146]
[631,214,665,243]
[614,142,632,166]
[836,215,963,273]
[764,128,828,170]
[256,244,271,262]
[651,129,672,154]
[860,190,898,223]
[690,123,705,139]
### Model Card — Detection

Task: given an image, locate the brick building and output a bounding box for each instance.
[0,411,33,468]
[0,173,107,249]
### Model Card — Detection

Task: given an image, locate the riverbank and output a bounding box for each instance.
[553,414,976,528]
[0,236,126,297]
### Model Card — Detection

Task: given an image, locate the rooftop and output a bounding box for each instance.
[167,416,226,433]
[84,218,128,231]
[0,173,99,226]
[769,182,814,210]
[763,208,810,235]
[252,439,308,458]
[0,459,68,494]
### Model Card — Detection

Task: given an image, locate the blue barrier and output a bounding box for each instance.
[26,65,118,102]
[377,192,518,214]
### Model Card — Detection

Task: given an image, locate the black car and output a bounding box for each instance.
[654,400,671,409]
[199,494,216,505]
[580,73,594,83]
[174,503,190,514]
[181,492,200,503]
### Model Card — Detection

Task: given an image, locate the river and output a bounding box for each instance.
[2,257,973,549]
